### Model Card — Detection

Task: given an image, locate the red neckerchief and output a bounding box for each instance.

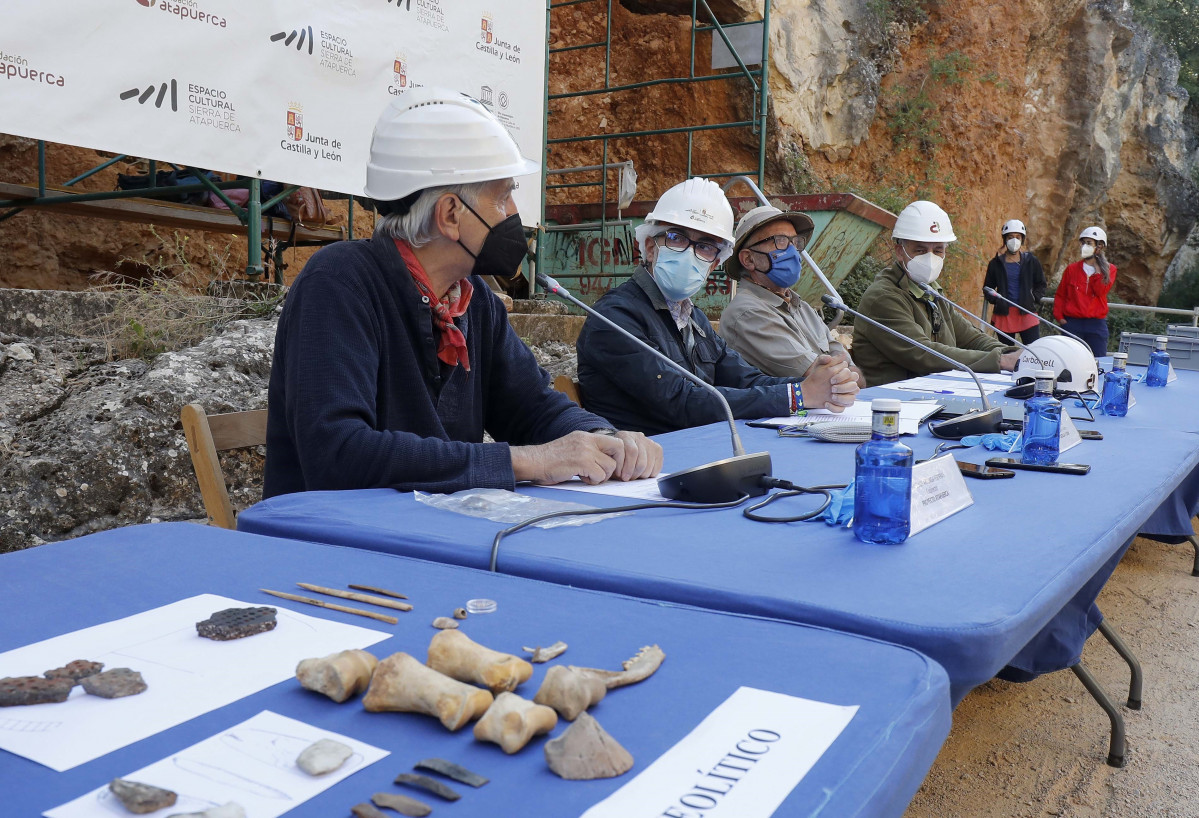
[394,239,474,371]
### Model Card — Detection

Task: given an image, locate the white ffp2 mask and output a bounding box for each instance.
[1006,238,1022,253]
[904,252,944,286]
[1080,244,1095,259]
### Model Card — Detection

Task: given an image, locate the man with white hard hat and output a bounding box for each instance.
[853,200,1020,387]
[264,88,661,497]
[576,178,859,435]
[720,204,865,386]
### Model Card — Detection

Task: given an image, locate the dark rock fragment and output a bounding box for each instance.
[393,772,461,801]
[196,607,277,641]
[109,778,177,814]
[0,675,74,706]
[414,757,489,788]
[371,792,432,816]
[82,668,147,699]
[44,659,104,683]
[351,803,389,818]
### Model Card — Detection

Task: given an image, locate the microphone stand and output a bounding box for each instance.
[537,272,772,503]
[822,294,1004,439]
[983,286,1090,348]
[918,283,1045,370]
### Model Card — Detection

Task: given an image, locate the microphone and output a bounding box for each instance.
[917,283,1045,370]
[821,294,1003,439]
[983,286,1090,348]
[537,272,771,503]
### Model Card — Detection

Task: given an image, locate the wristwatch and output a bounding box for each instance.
[589,427,619,436]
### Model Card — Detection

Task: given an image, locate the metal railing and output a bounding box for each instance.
[1038,298,1199,326]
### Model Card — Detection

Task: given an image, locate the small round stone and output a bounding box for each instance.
[296,738,353,776]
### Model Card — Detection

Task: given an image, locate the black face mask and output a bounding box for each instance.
[456,198,529,278]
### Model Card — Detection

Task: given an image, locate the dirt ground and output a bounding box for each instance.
[905,529,1199,818]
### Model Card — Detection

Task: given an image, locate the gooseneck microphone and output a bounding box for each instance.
[918,283,1045,369]
[538,273,771,502]
[821,294,1004,439]
[983,286,1090,347]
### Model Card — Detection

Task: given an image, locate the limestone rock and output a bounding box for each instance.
[544,712,634,780]
[81,668,147,699]
[296,738,353,776]
[109,778,177,814]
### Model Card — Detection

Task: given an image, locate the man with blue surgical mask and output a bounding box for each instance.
[576,178,859,435]
[853,200,1020,387]
[720,205,864,386]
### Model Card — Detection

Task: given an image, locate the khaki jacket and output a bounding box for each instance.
[719,280,848,378]
[852,264,1011,387]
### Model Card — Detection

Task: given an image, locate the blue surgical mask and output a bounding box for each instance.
[653,251,711,302]
[763,245,802,289]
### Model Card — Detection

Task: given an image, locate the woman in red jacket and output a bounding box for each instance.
[1052,226,1116,356]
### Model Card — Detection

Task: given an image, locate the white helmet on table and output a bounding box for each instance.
[1079,226,1107,244]
[364,87,539,202]
[1016,335,1099,393]
[1001,219,1027,237]
[892,200,957,243]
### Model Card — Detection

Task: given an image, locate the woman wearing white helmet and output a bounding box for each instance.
[1052,226,1116,357]
[982,218,1046,343]
[853,200,1021,387]
[576,178,859,434]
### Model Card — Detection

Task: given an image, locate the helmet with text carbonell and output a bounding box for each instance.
[1016,335,1099,393]
[364,87,539,203]
[892,200,957,243]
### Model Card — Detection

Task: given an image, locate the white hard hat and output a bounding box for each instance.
[892,200,957,242]
[364,87,539,202]
[1001,219,1027,238]
[1016,335,1098,393]
[725,205,816,280]
[644,178,735,244]
[1079,226,1107,244]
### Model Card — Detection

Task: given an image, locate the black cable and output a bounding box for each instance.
[742,478,847,523]
[489,495,750,572]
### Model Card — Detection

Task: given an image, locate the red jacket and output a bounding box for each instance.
[1053,259,1117,321]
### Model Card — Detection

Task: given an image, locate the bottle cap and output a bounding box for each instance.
[1035,369,1055,379]
[871,398,902,413]
[1156,336,1168,342]
[1112,352,1128,360]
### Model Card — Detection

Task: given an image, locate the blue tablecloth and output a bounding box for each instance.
[240,415,1199,706]
[1,523,950,818]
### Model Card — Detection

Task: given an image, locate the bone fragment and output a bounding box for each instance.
[453,608,468,620]
[427,630,532,693]
[348,584,408,600]
[473,691,558,754]
[165,802,246,818]
[394,772,461,801]
[533,665,608,720]
[371,792,432,817]
[296,649,377,703]
[413,757,489,788]
[522,640,568,663]
[431,617,459,630]
[351,803,390,818]
[544,712,634,780]
[364,652,493,731]
[582,645,666,690]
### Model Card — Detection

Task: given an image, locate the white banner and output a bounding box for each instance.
[0,0,546,224]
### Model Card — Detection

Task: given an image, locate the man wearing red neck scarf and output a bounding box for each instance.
[265,89,661,498]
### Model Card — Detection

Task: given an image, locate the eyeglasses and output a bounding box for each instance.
[657,230,724,264]
[749,233,808,253]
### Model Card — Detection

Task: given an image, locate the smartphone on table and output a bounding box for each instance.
[985,457,1091,475]
[956,461,1015,479]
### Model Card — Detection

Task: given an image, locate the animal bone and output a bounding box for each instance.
[544,712,634,780]
[533,665,607,720]
[393,772,461,801]
[296,649,377,703]
[371,792,431,817]
[473,691,558,754]
[431,617,459,630]
[523,641,568,663]
[364,652,493,731]
[453,608,468,620]
[587,645,666,689]
[427,630,532,693]
[413,758,489,788]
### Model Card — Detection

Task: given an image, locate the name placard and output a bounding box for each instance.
[1059,412,1082,453]
[909,454,974,536]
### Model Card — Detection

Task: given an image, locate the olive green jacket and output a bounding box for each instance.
[852,264,1012,387]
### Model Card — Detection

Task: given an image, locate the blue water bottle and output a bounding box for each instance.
[1023,370,1062,465]
[1145,336,1171,387]
[854,399,913,545]
[1101,352,1131,417]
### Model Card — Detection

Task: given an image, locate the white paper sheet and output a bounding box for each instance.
[932,369,1017,385]
[891,377,1010,396]
[545,475,670,502]
[0,595,389,772]
[754,399,942,436]
[46,710,388,818]
[582,687,857,818]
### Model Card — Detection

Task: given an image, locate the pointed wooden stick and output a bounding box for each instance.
[297,583,414,612]
[348,584,408,600]
[260,589,398,625]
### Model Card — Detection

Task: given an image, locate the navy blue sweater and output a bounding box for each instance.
[264,236,611,498]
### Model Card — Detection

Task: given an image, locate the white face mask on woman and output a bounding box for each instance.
[1006,237,1022,254]
[1080,243,1096,259]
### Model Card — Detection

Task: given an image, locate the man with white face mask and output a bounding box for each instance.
[852,200,1020,387]
[576,178,859,435]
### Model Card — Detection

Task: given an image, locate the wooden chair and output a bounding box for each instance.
[552,375,582,405]
[180,403,268,529]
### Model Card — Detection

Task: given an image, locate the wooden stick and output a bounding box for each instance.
[348,583,409,600]
[260,589,399,625]
[297,583,414,612]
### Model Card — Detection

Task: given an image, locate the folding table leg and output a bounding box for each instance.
[1096,620,1142,709]
[1070,663,1126,768]
[1188,535,1199,577]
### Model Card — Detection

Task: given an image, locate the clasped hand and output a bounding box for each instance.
[511,430,664,486]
